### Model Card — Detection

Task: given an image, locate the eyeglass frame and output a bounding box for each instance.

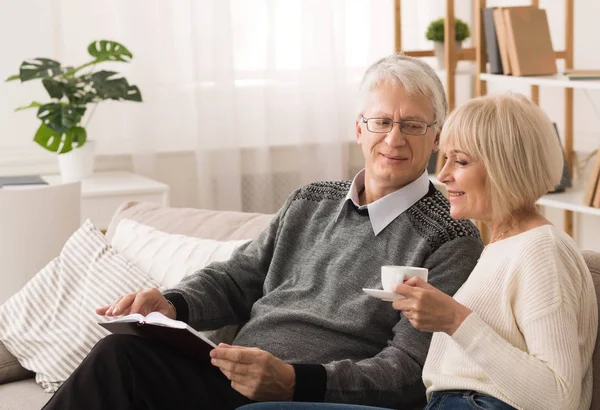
[360,115,437,136]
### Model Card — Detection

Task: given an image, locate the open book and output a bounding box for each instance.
[99,312,217,361]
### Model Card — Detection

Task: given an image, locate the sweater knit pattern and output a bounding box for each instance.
[422,225,597,410]
[293,181,351,202]
[406,190,481,249]
[168,181,484,408]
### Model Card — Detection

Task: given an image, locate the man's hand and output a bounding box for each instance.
[95,288,176,319]
[210,344,295,401]
[392,277,472,335]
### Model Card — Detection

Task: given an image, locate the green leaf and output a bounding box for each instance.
[123,85,142,102]
[66,126,87,148]
[33,123,62,153]
[425,18,471,43]
[42,78,65,99]
[37,103,86,135]
[19,58,62,82]
[61,75,97,105]
[5,74,20,82]
[91,70,129,100]
[59,132,73,154]
[87,40,133,63]
[15,101,43,112]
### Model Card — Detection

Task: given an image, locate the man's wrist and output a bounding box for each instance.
[291,364,326,402]
[163,293,189,322]
[282,363,296,400]
[165,299,177,319]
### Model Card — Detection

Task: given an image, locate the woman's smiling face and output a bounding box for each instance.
[437,148,490,221]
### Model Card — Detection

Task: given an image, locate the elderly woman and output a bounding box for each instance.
[238,94,597,410]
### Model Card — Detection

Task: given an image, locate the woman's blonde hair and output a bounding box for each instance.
[440,93,564,221]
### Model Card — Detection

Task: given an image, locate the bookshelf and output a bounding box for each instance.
[474,0,581,241]
[536,182,600,217]
[393,0,475,113]
[394,0,477,174]
[479,73,600,91]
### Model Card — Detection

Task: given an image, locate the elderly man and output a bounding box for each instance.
[43,54,483,410]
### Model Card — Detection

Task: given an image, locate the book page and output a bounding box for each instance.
[107,313,146,323]
[144,312,217,348]
[144,311,187,329]
[99,311,218,350]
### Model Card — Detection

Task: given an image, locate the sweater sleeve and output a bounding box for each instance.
[449,234,596,410]
[322,236,482,408]
[162,190,297,331]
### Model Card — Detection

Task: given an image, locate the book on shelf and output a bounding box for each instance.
[563,70,600,80]
[548,123,572,194]
[99,311,217,361]
[583,150,600,206]
[482,7,504,74]
[503,7,557,76]
[593,178,600,208]
[492,8,513,75]
[0,175,48,187]
[490,6,533,76]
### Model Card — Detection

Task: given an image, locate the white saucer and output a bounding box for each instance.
[362,288,404,302]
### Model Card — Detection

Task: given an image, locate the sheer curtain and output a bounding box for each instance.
[59,0,395,213]
[185,0,394,212]
[3,0,425,213]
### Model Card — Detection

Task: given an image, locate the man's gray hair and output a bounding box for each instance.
[357,54,448,132]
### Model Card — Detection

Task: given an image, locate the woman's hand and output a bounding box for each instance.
[392,277,472,335]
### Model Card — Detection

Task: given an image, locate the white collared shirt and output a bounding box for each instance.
[337,169,430,236]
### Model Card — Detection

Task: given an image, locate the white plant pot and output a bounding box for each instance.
[434,41,462,70]
[57,141,96,182]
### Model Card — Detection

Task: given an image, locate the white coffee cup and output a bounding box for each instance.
[381,266,429,292]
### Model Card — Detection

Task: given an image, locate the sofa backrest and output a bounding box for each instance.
[583,250,600,410]
[105,201,274,242]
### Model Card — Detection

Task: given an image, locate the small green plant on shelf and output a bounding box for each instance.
[6,40,142,154]
[425,18,471,43]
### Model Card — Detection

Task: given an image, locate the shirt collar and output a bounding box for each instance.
[338,169,430,236]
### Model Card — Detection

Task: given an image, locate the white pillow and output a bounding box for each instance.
[111,219,251,288]
[0,219,159,392]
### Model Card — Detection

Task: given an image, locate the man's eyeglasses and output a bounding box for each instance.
[360,116,436,136]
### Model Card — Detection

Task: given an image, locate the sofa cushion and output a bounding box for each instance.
[0,341,33,385]
[582,250,600,410]
[0,378,51,409]
[0,219,159,392]
[105,201,273,242]
[112,218,250,288]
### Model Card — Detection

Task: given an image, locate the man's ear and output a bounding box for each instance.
[432,129,441,153]
[355,119,362,144]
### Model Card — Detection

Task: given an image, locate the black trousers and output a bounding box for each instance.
[42,334,254,410]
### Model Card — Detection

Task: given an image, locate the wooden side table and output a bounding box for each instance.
[43,171,170,231]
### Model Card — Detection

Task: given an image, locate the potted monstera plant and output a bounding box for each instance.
[425,18,471,70]
[6,40,142,181]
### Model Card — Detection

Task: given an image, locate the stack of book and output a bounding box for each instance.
[563,69,600,81]
[584,150,600,208]
[482,6,556,76]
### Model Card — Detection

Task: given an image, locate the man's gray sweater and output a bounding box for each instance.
[165,181,483,408]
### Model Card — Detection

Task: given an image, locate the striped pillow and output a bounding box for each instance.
[0,219,159,392]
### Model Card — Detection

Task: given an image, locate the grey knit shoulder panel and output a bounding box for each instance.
[294,181,351,202]
[408,189,481,249]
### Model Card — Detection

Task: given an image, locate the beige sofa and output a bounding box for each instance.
[1,200,600,409]
[0,201,273,409]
